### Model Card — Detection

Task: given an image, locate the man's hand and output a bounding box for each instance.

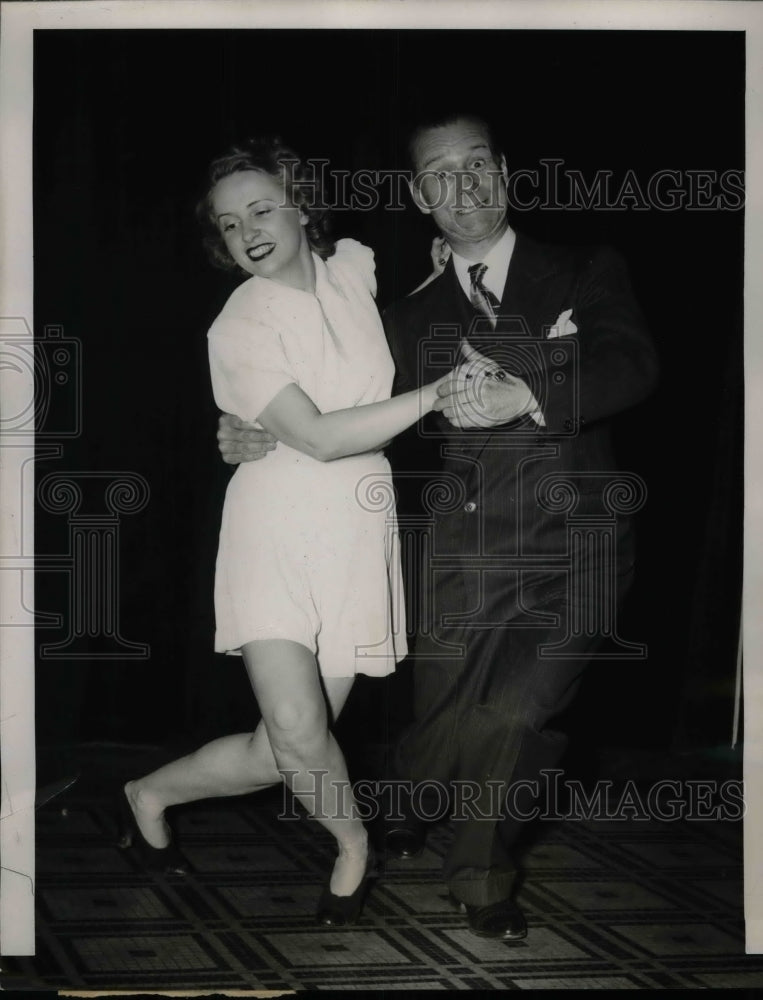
[217,413,277,464]
[432,340,536,429]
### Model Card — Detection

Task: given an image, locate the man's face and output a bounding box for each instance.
[409,120,509,256]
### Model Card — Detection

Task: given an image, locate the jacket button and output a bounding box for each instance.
[464,501,477,513]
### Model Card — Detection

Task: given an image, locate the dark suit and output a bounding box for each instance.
[383,232,658,906]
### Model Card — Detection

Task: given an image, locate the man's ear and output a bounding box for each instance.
[499,154,508,184]
[407,176,432,216]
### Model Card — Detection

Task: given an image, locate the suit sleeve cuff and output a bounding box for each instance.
[526,393,546,427]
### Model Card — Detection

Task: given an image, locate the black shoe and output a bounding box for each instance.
[448,892,527,940]
[385,825,426,859]
[316,846,378,927]
[116,786,189,875]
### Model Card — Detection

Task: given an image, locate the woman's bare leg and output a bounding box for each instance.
[124,650,356,869]
[242,640,368,896]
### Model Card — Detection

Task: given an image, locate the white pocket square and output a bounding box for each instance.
[547,308,578,338]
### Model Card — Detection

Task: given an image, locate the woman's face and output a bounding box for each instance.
[211,169,309,287]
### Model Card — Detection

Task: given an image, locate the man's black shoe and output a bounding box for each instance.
[384,825,425,859]
[448,892,527,940]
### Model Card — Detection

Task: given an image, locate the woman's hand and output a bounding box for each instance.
[406,237,451,297]
[430,236,451,275]
[422,369,458,413]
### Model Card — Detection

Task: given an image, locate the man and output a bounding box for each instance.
[218,112,658,940]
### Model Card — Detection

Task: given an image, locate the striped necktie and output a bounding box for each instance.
[468,262,501,329]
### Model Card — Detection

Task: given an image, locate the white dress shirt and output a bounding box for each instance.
[451,225,516,304]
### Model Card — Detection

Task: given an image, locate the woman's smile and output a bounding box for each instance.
[246,242,276,261]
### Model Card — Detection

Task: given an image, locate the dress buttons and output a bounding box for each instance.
[464,501,477,513]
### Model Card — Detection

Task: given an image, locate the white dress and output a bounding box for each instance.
[208,238,407,677]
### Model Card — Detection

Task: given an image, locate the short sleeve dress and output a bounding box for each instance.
[207,238,407,678]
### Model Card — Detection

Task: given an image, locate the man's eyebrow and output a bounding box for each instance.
[419,143,491,170]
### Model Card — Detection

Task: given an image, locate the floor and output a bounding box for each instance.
[3,743,762,992]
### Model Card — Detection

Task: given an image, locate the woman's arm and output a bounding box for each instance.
[257,380,441,462]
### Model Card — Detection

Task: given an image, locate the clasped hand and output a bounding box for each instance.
[217,414,276,464]
[433,340,535,428]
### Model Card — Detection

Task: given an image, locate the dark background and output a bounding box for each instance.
[33,30,743,766]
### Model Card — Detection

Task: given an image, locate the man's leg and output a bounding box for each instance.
[384,647,460,857]
[443,589,601,907]
[397,578,630,913]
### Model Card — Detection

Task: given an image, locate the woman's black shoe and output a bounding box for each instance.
[316,846,377,926]
[116,787,189,875]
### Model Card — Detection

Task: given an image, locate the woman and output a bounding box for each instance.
[118,137,452,926]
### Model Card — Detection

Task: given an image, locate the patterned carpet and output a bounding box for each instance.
[4,745,763,992]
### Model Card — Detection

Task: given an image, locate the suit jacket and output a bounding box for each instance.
[383,232,659,630]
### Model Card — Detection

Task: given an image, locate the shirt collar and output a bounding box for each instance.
[451,225,516,303]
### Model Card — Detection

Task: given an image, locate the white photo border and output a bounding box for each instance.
[1,0,760,959]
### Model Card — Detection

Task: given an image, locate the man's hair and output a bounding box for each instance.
[406,112,503,171]
[196,136,334,273]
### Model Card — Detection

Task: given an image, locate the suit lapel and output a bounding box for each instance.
[498,233,560,336]
[412,235,572,451]
[426,234,562,348]
[417,261,472,380]
[457,234,565,459]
